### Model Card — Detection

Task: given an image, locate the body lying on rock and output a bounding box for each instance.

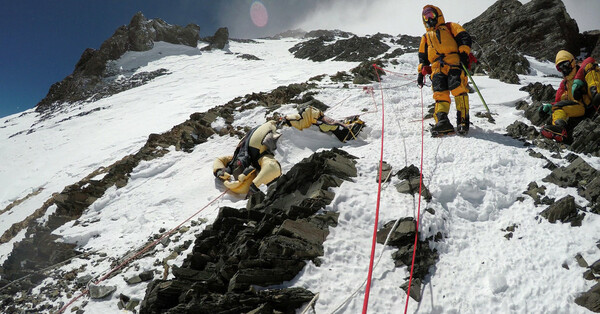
[213,105,366,198]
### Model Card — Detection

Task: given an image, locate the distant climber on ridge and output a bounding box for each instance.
[540,50,600,142]
[417,4,473,137]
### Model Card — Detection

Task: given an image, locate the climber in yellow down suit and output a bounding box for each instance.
[213,105,364,198]
[417,4,472,136]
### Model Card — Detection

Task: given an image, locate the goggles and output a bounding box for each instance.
[556,61,572,74]
[422,8,436,21]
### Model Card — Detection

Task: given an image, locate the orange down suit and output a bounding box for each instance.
[418,5,472,123]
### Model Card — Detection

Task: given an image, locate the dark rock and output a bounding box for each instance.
[520,83,556,103]
[539,195,578,223]
[592,259,600,275]
[269,29,307,39]
[394,165,432,201]
[36,12,200,113]
[289,34,390,62]
[378,218,437,292]
[331,71,353,83]
[583,269,597,281]
[304,29,354,39]
[139,270,154,281]
[378,161,393,183]
[376,218,416,247]
[140,149,356,312]
[400,278,422,302]
[582,30,600,59]
[351,58,386,84]
[465,0,579,83]
[523,181,546,205]
[391,241,438,280]
[88,284,116,299]
[506,121,540,141]
[543,157,600,205]
[576,253,589,268]
[571,115,600,157]
[238,54,261,61]
[202,27,229,51]
[139,280,189,312]
[575,282,600,312]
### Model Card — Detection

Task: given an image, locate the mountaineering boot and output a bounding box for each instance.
[541,119,568,142]
[455,94,470,135]
[457,112,470,135]
[431,112,455,137]
[319,115,366,142]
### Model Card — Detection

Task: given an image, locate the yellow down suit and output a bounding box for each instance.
[212,121,281,195]
[418,5,472,128]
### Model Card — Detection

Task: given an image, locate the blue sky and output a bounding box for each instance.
[0,0,316,118]
[1,0,598,118]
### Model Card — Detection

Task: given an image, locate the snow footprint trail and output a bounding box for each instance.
[414,126,587,312]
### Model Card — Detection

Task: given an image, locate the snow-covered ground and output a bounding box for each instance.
[1,36,599,314]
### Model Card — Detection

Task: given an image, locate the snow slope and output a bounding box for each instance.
[1,36,599,314]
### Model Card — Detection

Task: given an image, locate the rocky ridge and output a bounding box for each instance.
[35,12,201,114]
[506,82,600,312]
[140,148,357,313]
[464,0,599,84]
[0,82,323,312]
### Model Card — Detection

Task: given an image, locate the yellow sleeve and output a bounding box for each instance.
[253,155,281,187]
[448,23,471,55]
[286,106,323,130]
[213,155,233,179]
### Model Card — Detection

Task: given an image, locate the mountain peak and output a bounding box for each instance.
[35,12,201,114]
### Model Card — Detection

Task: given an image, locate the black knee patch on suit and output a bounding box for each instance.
[448,68,462,90]
[432,73,448,92]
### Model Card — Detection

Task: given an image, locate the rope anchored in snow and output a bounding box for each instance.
[56,189,228,314]
[403,81,426,314]
[361,64,387,313]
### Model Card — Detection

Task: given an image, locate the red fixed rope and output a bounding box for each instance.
[361,65,386,313]
[403,82,426,314]
[57,189,228,314]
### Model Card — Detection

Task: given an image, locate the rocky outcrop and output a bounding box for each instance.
[464,0,579,83]
[582,30,600,60]
[543,156,600,208]
[539,195,584,225]
[139,149,357,313]
[575,282,600,313]
[201,27,229,51]
[35,12,200,113]
[289,32,390,62]
[0,82,317,313]
[350,59,386,84]
[571,114,600,157]
[509,82,600,157]
[377,217,439,302]
[394,165,432,202]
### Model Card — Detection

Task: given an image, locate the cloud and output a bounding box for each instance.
[218,0,599,39]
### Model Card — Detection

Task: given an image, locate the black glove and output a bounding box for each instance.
[417,73,424,88]
[459,52,469,68]
[214,168,224,178]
